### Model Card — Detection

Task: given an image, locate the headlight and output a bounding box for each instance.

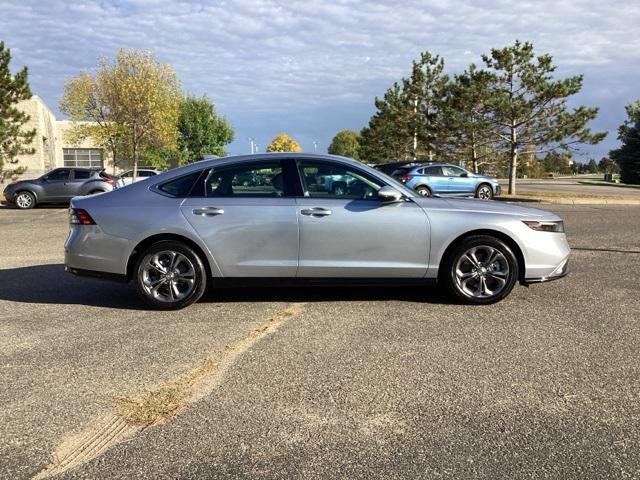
[522,220,564,233]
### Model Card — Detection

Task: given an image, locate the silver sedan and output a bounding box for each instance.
[65,154,570,309]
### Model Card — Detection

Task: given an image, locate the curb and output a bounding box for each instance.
[495,196,640,205]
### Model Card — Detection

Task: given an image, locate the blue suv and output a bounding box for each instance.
[392,163,501,200]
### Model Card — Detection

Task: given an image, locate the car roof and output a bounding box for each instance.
[180,153,366,171]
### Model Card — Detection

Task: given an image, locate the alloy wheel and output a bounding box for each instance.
[140,250,196,303]
[477,185,493,200]
[454,245,509,299]
[16,193,34,209]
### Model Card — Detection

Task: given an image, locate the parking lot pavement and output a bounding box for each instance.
[1,205,639,479]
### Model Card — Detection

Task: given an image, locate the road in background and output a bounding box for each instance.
[1,204,639,479]
[498,175,640,197]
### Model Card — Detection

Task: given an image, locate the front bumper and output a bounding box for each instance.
[522,258,570,285]
[494,184,502,196]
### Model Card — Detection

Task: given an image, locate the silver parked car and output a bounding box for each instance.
[65,154,570,309]
[3,167,118,209]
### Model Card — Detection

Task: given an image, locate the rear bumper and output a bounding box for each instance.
[65,266,128,283]
[64,224,132,276]
[495,185,502,196]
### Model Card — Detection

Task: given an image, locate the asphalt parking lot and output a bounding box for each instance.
[1,204,639,479]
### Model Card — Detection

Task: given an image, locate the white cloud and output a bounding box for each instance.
[1,0,639,156]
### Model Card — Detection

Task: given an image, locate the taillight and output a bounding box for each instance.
[401,175,413,183]
[69,208,96,225]
[100,174,114,185]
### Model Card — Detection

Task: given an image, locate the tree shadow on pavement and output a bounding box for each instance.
[0,263,452,309]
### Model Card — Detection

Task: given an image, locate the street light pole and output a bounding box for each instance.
[313,140,318,153]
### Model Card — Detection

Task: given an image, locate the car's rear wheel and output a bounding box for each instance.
[441,235,518,305]
[476,183,493,200]
[15,191,36,209]
[134,241,207,310]
[415,185,432,197]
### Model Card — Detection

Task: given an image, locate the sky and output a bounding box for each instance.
[1,0,639,161]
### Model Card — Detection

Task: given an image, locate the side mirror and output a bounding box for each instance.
[461,172,469,177]
[41,176,49,182]
[378,186,403,203]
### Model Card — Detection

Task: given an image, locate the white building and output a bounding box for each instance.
[8,95,115,179]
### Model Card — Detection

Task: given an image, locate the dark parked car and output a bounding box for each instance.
[374,161,420,175]
[2,167,118,209]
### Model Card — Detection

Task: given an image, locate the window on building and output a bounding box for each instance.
[63,148,103,168]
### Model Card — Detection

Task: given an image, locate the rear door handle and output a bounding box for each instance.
[300,207,332,217]
[193,207,224,216]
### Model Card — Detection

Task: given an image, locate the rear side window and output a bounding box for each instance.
[424,166,442,176]
[74,170,91,179]
[158,171,202,197]
[206,162,284,197]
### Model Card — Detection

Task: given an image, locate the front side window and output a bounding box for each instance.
[206,162,284,197]
[298,161,383,200]
[442,165,466,177]
[47,169,71,181]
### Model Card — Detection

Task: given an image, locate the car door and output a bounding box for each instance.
[422,166,447,194]
[442,165,474,195]
[180,159,300,277]
[295,159,430,278]
[41,168,72,201]
[67,169,92,198]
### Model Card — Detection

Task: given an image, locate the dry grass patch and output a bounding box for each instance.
[115,358,219,426]
[115,303,305,427]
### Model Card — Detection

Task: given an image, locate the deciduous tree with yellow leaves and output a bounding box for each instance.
[60,49,181,178]
[266,133,302,153]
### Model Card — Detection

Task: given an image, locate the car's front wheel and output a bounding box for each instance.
[441,235,518,305]
[476,183,493,200]
[15,191,36,209]
[134,240,207,310]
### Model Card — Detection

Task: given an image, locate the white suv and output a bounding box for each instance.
[117,169,161,187]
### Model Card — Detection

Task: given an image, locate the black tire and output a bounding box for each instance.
[475,183,493,200]
[134,240,207,310]
[415,185,432,197]
[14,191,36,209]
[440,235,518,305]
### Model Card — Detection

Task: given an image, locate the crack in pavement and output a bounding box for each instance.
[33,302,306,479]
[571,247,640,254]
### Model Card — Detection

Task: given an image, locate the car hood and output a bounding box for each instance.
[475,175,497,182]
[4,179,36,189]
[414,196,560,220]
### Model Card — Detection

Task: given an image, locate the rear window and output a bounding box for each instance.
[74,170,91,179]
[158,171,202,197]
[391,167,412,176]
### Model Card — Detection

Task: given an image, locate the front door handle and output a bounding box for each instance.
[193,207,224,216]
[300,207,332,217]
